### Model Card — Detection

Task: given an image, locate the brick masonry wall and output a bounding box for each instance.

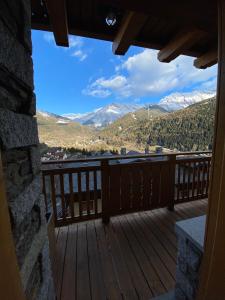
[0,1,55,299]
[175,235,203,300]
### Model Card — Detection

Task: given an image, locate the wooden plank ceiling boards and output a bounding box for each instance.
[31,0,218,67]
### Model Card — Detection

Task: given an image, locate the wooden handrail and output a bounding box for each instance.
[41,151,212,166]
[42,151,212,226]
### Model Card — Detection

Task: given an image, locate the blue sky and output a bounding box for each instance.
[32,30,217,115]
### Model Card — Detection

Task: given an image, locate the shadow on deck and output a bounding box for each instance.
[54,199,207,300]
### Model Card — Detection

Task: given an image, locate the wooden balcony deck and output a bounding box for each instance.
[54,199,207,300]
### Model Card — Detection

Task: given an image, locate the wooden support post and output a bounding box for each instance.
[101,160,110,224]
[167,154,176,211]
[197,1,225,299]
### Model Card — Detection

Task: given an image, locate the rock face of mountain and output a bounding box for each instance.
[37,110,94,148]
[62,103,141,128]
[159,91,216,111]
[100,97,216,152]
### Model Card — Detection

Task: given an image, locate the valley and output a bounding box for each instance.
[37,95,216,156]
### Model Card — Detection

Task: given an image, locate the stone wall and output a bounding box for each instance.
[0,1,54,299]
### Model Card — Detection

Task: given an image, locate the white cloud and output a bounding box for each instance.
[72,50,87,61]
[43,32,55,43]
[69,36,83,48]
[85,49,217,98]
[43,33,88,61]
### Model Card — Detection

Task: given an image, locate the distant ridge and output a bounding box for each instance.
[100,97,216,152]
[62,103,141,128]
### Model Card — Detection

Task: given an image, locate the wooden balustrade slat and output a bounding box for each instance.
[177,164,181,201]
[109,167,121,214]
[197,163,201,199]
[121,167,132,211]
[151,165,160,208]
[59,174,66,220]
[142,165,151,210]
[86,171,90,216]
[50,174,58,224]
[77,172,83,217]
[69,173,74,218]
[187,162,191,201]
[131,167,142,210]
[182,163,186,202]
[42,174,48,212]
[160,163,171,208]
[93,171,98,215]
[192,162,196,199]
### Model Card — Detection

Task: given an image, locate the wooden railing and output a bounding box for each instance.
[42,151,211,226]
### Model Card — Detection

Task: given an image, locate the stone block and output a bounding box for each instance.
[0,18,33,88]
[0,108,39,149]
[174,287,187,300]
[37,241,55,300]
[187,243,202,272]
[20,0,32,53]
[13,202,42,268]
[30,145,41,175]
[9,175,42,226]
[25,257,42,300]
[0,67,35,115]
[20,160,31,176]
[20,224,48,290]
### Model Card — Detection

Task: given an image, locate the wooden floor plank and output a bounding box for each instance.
[135,212,177,274]
[104,222,139,300]
[61,224,77,300]
[112,217,153,299]
[94,220,123,300]
[119,215,166,297]
[55,226,68,300]
[125,214,175,292]
[140,211,177,261]
[87,221,107,300]
[76,223,92,300]
[55,200,207,300]
[148,210,177,248]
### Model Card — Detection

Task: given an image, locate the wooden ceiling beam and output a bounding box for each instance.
[158,29,207,63]
[45,0,69,47]
[194,49,218,69]
[113,11,148,55]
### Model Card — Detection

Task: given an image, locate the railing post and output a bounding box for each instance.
[168,154,176,211]
[101,159,110,224]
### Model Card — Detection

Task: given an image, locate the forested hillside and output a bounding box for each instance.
[100,97,216,151]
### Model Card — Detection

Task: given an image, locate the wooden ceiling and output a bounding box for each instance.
[31,0,218,68]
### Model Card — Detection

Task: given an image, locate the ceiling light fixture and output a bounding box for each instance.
[105,12,117,26]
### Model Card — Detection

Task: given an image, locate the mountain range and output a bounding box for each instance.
[37,110,94,148]
[100,97,216,152]
[60,90,215,128]
[62,103,140,128]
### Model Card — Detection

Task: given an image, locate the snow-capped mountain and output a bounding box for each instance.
[37,110,71,124]
[62,103,141,128]
[159,91,216,111]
